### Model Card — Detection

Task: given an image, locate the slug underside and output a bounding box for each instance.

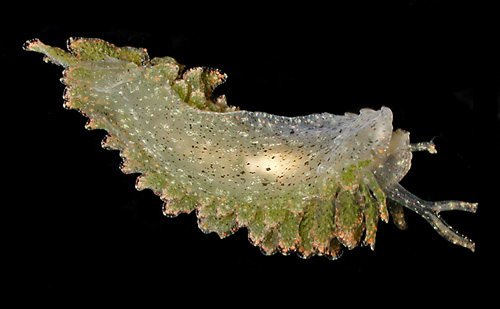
[25,38,477,259]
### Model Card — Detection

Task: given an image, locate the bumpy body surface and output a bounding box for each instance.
[25,38,477,259]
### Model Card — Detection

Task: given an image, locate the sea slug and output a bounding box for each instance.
[25,38,477,259]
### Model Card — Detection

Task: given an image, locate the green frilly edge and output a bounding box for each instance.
[25,37,236,113]
[25,38,397,260]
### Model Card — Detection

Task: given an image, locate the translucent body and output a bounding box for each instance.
[25,38,477,259]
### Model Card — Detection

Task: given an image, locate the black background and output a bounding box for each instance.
[5,0,499,301]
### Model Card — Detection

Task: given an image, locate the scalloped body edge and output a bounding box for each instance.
[25,38,477,259]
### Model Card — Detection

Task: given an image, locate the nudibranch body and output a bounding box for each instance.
[25,38,477,259]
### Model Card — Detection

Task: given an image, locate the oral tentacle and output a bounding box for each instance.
[385,183,476,251]
[410,141,437,154]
